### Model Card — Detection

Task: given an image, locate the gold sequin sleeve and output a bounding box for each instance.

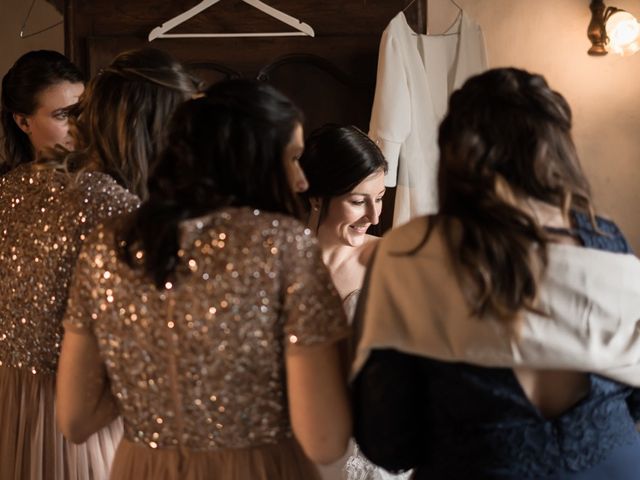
[63,226,109,334]
[281,222,350,350]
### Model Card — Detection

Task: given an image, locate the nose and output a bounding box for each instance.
[366,201,380,225]
[292,163,309,193]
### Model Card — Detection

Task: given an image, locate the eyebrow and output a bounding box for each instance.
[350,188,387,196]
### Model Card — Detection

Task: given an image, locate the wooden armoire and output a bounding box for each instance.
[60,0,427,229]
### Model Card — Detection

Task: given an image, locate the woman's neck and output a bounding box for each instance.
[316,228,355,272]
[316,225,374,299]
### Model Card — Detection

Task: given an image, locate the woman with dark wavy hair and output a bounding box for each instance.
[300,125,387,320]
[57,79,351,480]
[353,68,640,479]
[299,125,412,480]
[0,48,198,479]
[1,50,84,173]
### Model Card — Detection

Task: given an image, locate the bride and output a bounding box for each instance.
[300,124,411,480]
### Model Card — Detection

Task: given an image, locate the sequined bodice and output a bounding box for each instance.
[65,207,348,451]
[0,164,139,374]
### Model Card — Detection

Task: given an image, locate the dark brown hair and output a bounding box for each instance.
[59,48,200,200]
[299,124,387,222]
[433,67,594,324]
[119,79,304,288]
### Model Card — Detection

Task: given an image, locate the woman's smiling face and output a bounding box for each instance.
[321,169,385,247]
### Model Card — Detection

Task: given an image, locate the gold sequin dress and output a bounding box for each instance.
[64,207,350,480]
[0,163,139,480]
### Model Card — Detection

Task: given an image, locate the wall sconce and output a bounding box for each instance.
[588,0,640,56]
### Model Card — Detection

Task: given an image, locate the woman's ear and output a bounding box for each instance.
[13,113,31,135]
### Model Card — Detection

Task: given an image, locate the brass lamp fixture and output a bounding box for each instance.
[588,0,640,56]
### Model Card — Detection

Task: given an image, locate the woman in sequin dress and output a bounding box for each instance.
[300,126,410,480]
[0,49,198,480]
[57,80,352,480]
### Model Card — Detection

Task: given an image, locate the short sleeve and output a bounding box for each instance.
[63,230,104,334]
[75,173,140,235]
[368,30,411,188]
[282,226,349,351]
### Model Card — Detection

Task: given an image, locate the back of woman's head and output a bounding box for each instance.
[438,67,591,213]
[72,48,199,199]
[1,50,83,173]
[299,124,387,213]
[121,78,304,288]
[435,67,594,324]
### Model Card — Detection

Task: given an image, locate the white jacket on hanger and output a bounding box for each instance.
[369,11,487,226]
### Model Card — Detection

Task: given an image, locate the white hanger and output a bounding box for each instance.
[148,0,315,41]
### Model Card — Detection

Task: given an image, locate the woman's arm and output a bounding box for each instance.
[56,327,118,443]
[281,221,352,463]
[287,340,352,464]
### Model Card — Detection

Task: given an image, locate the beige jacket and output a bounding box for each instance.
[353,216,640,387]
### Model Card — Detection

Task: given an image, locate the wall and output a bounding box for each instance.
[0,0,64,78]
[430,0,640,251]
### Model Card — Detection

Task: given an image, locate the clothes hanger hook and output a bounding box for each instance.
[19,0,63,39]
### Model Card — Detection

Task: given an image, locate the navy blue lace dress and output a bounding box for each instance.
[353,214,640,479]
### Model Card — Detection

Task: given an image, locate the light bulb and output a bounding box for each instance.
[606,10,640,55]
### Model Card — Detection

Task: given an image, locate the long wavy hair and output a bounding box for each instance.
[1,50,83,174]
[430,68,594,324]
[118,79,304,288]
[55,48,200,200]
[299,124,387,222]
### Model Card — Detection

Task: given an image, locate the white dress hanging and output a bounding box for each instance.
[369,11,488,226]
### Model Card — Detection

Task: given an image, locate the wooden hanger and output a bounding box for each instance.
[148,0,315,41]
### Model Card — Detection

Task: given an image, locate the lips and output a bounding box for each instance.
[349,225,369,234]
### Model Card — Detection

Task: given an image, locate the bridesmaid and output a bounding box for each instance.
[57,80,351,479]
[0,48,198,480]
[300,125,410,480]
